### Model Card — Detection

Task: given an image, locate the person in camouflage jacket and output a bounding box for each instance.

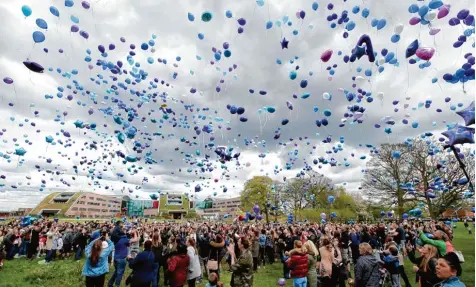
[230,238,254,287]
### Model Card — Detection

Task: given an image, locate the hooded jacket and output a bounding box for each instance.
[168,254,191,287]
[354,254,380,287]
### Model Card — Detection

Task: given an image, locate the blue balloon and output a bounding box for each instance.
[361,8,370,18]
[352,6,360,14]
[65,0,74,7]
[70,15,79,23]
[371,18,378,27]
[36,18,48,29]
[408,4,419,13]
[198,33,204,40]
[378,66,385,73]
[385,52,395,62]
[49,6,60,17]
[188,12,195,22]
[225,10,233,18]
[364,69,372,77]
[429,0,443,9]
[391,34,400,43]
[346,21,356,31]
[377,19,387,30]
[266,21,273,29]
[418,5,429,17]
[312,2,319,11]
[32,31,46,43]
[21,5,32,17]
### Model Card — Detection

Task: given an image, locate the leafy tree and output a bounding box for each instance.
[241,176,273,223]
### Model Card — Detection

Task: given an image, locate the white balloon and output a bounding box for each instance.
[405,96,411,100]
[394,23,404,35]
[378,58,385,65]
[405,113,411,118]
[425,10,437,21]
[404,103,409,109]
[341,118,347,123]
[322,92,331,100]
[377,92,384,100]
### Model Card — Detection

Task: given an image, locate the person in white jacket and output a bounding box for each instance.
[186,237,202,287]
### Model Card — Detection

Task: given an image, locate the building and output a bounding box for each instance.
[441,208,475,219]
[159,193,194,219]
[122,196,159,217]
[30,192,123,218]
[196,196,241,219]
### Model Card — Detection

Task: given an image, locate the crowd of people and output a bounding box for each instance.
[0,216,471,287]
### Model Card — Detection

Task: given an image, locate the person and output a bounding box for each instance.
[287,240,308,287]
[354,243,380,287]
[387,241,412,287]
[407,244,440,287]
[74,228,89,261]
[186,237,202,287]
[265,229,275,264]
[258,229,266,267]
[127,240,155,287]
[230,237,253,287]
[318,236,335,286]
[382,245,401,287]
[82,235,114,287]
[107,226,129,287]
[150,233,162,287]
[27,224,40,260]
[197,230,211,280]
[436,252,466,287]
[209,234,225,274]
[418,229,447,256]
[62,227,75,259]
[350,228,360,264]
[168,243,191,287]
[206,272,223,287]
[251,231,260,271]
[303,240,318,287]
[129,228,140,257]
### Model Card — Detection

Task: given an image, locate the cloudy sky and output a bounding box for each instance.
[0,0,474,211]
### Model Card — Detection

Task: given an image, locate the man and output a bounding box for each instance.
[198,230,211,278]
[108,226,129,287]
[62,227,74,258]
[73,227,88,261]
[111,221,124,244]
[27,224,41,260]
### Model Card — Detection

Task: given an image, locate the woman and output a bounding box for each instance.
[318,236,335,286]
[186,237,202,287]
[209,234,225,275]
[129,228,140,257]
[407,244,441,287]
[82,235,114,287]
[287,240,308,287]
[151,233,162,287]
[128,240,156,287]
[354,243,380,287]
[436,252,465,287]
[230,238,253,287]
[303,241,318,287]
[168,244,190,287]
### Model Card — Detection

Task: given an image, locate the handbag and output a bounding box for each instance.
[207,249,219,270]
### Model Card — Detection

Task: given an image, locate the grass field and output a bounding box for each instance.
[0,223,473,287]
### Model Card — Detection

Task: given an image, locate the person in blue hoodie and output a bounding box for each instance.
[383,245,401,287]
[127,240,155,287]
[108,226,129,287]
[82,233,114,287]
[436,252,466,287]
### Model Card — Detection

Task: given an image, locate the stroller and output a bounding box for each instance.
[379,266,393,287]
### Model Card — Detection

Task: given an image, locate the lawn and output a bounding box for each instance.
[0,223,473,287]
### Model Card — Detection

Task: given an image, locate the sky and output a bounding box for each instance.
[0,0,474,211]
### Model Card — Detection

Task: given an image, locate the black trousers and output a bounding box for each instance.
[188,278,196,287]
[259,246,266,266]
[253,257,258,271]
[266,246,275,264]
[85,274,105,287]
[398,265,412,287]
[27,242,38,259]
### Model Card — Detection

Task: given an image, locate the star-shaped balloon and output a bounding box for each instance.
[456,101,475,126]
[15,147,27,156]
[442,124,475,146]
[354,45,366,59]
[281,37,289,49]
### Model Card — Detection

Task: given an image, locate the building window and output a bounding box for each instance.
[71,207,78,211]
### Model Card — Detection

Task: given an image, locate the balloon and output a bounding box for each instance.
[225,10,233,18]
[3,77,13,84]
[409,17,421,25]
[350,34,375,62]
[32,31,46,43]
[456,101,475,126]
[187,12,195,22]
[321,49,333,62]
[457,9,470,20]
[394,24,404,34]
[425,10,437,21]
[23,61,44,73]
[312,2,318,11]
[21,5,32,17]
[429,0,443,9]
[323,92,331,100]
[256,0,264,7]
[391,34,400,43]
[376,19,387,30]
[442,124,475,146]
[49,6,60,17]
[437,5,450,19]
[406,39,419,58]
[201,12,213,22]
[416,47,435,61]
[418,5,429,17]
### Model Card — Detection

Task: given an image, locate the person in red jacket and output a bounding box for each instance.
[286,240,309,287]
[167,244,191,287]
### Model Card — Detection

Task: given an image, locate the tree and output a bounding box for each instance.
[407,138,474,219]
[362,143,415,219]
[241,176,273,223]
[282,170,333,221]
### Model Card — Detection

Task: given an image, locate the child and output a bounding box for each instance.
[205,272,223,287]
[382,245,401,287]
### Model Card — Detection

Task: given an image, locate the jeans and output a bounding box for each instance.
[20,240,29,256]
[86,274,106,287]
[199,256,208,277]
[7,245,19,260]
[391,274,401,287]
[152,263,159,287]
[108,258,127,287]
[45,249,56,262]
[293,277,307,287]
[75,246,83,261]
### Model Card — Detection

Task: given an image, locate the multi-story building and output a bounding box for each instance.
[196,196,241,219]
[30,192,123,218]
[159,193,194,219]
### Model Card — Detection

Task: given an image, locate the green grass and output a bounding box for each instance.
[0,223,473,287]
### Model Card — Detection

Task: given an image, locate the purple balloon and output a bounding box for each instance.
[71,25,79,32]
[457,9,470,20]
[449,18,460,26]
[3,77,13,84]
[120,37,126,42]
[299,10,306,19]
[437,5,450,19]
[464,15,474,26]
[429,28,441,36]
[453,41,464,48]
[237,18,246,26]
[80,30,89,39]
[81,1,90,9]
[409,17,421,25]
